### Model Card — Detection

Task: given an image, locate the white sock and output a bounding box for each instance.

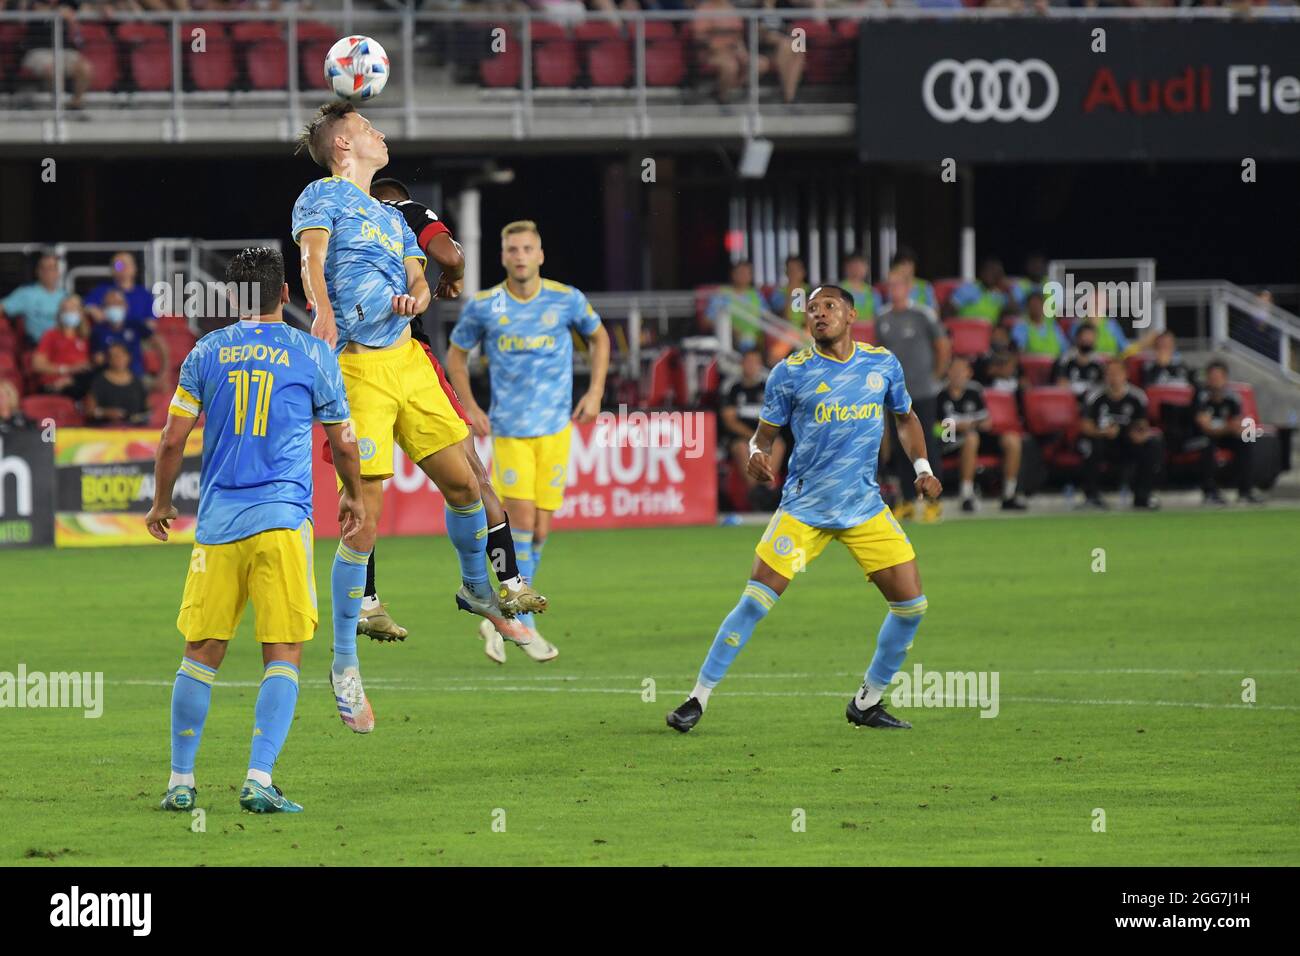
[1004,477,1018,498]
[169,771,195,789]
[361,595,381,612]
[960,480,975,500]
[501,575,524,592]
[854,682,884,709]
[246,769,272,788]
[691,683,712,709]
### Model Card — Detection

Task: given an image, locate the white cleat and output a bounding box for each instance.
[330,666,375,734]
[511,625,559,663]
[477,619,508,664]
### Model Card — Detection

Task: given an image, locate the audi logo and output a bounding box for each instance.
[922,58,1059,124]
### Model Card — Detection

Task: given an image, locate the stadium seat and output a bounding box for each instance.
[296,21,337,43]
[645,39,686,87]
[81,42,121,93]
[984,389,1022,435]
[1230,382,1261,424]
[156,315,192,335]
[1125,351,1150,386]
[20,394,82,427]
[188,39,237,92]
[534,40,580,88]
[575,21,622,43]
[116,22,168,45]
[1023,387,1080,438]
[645,348,688,407]
[587,39,631,87]
[1019,354,1055,387]
[702,357,720,400]
[187,21,228,42]
[149,390,173,428]
[945,319,992,358]
[641,21,677,41]
[300,41,333,91]
[850,321,876,345]
[131,42,173,92]
[834,18,860,40]
[231,22,283,43]
[0,352,16,376]
[76,22,113,45]
[143,348,162,376]
[933,278,962,309]
[529,22,569,42]
[246,39,289,90]
[480,43,522,88]
[1144,384,1194,430]
[794,21,845,86]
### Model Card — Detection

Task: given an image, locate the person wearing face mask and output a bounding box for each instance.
[33,294,94,398]
[90,288,168,382]
[85,251,156,330]
[1052,324,1108,398]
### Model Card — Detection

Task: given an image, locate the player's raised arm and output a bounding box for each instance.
[299,228,336,347]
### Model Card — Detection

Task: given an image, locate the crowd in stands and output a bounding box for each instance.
[709,250,1278,516]
[0,250,188,429]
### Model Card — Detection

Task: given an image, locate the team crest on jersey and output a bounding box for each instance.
[358,438,377,461]
[866,371,885,392]
[541,310,558,328]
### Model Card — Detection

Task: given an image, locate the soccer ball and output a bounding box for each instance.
[324,35,389,102]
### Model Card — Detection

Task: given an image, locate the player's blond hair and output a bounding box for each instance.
[295,101,356,171]
[501,220,541,245]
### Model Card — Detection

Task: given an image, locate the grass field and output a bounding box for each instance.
[2,510,1297,866]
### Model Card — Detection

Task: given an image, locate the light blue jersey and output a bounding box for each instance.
[450,278,602,437]
[290,176,426,352]
[170,321,350,545]
[759,343,911,529]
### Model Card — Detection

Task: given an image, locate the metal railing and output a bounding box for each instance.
[4,6,1298,144]
[1158,281,1300,385]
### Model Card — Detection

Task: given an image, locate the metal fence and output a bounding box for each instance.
[3,6,1298,144]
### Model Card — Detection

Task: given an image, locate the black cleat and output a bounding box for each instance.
[1001,495,1028,511]
[960,497,977,513]
[1203,489,1227,507]
[1082,495,1109,510]
[666,697,703,733]
[846,697,912,729]
[1240,490,1266,505]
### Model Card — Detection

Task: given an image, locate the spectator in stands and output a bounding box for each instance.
[1010,290,1067,358]
[767,255,809,324]
[948,256,1010,323]
[937,355,1026,513]
[0,251,64,346]
[757,0,811,103]
[1066,295,1132,358]
[1141,330,1194,387]
[32,294,94,398]
[1010,251,1050,315]
[719,347,785,509]
[690,0,763,102]
[877,266,949,522]
[1080,359,1162,511]
[974,322,1021,394]
[839,251,879,318]
[0,380,32,435]
[1191,360,1263,506]
[20,0,94,110]
[89,288,167,382]
[890,245,937,311]
[85,342,149,426]
[1052,323,1107,397]
[707,260,765,351]
[85,251,156,329]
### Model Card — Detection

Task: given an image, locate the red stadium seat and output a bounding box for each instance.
[529,22,569,42]
[480,43,522,87]
[300,41,333,91]
[850,321,875,345]
[246,39,288,90]
[0,352,17,376]
[645,348,687,407]
[143,348,162,376]
[587,39,631,87]
[984,389,1022,435]
[1023,387,1080,438]
[1125,351,1150,387]
[642,21,677,41]
[231,22,283,43]
[575,21,622,42]
[75,22,111,44]
[81,42,121,93]
[149,390,173,427]
[834,18,860,40]
[1230,382,1261,424]
[130,42,173,92]
[296,21,337,43]
[645,39,686,87]
[186,21,228,42]
[1019,354,1055,387]
[534,39,579,88]
[156,315,192,335]
[188,39,236,91]
[933,278,963,309]
[702,357,720,397]
[116,22,168,45]
[20,394,82,427]
[1144,384,1194,430]
[945,319,992,358]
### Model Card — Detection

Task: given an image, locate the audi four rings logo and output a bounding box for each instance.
[922,59,1059,123]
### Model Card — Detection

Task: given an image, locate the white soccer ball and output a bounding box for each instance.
[324,35,390,102]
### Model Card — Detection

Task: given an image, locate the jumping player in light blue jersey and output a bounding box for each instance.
[666,285,943,734]
[447,219,610,663]
[293,101,512,732]
[147,247,365,814]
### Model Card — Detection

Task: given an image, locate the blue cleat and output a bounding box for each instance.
[238,779,303,814]
[160,785,197,811]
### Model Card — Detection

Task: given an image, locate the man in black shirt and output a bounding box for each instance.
[1190,360,1263,505]
[936,357,1026,512]
[1053,324,1108,397]
[1141,331,1195,388]
[1080,361,1162,510]
[720,347,784,509]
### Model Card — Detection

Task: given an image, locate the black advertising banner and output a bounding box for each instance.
[0,428,55,548]
[858,20,1300,161]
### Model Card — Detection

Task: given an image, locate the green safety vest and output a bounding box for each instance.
[720,287,763,338]
[957,285,1004,323]
[1085,319,1120,356]
[841,281,876,318]
[1023,320,1062,357]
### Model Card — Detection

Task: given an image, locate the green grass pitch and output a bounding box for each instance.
[2,510,1297,866]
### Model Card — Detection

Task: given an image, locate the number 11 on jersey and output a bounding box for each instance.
[228,369,275,436]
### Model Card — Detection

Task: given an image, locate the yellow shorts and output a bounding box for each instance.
[755,507,915,581]
[339,339,470,479]
[176,521,317,644]
[492,425,573,512]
